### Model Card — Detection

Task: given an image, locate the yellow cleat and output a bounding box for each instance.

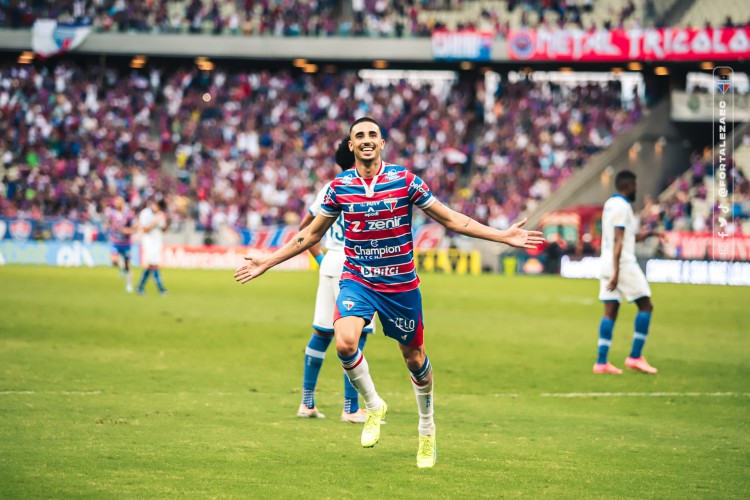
[361,400,387,447]
[416,428,437,469]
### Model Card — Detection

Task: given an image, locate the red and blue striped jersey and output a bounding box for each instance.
[319,162,436,293]
[107,208,134,247]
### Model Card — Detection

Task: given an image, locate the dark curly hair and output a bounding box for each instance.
[334,136,355,170]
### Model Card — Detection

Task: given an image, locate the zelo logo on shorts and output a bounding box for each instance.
[389,317,416,333]
[351,216,404,233]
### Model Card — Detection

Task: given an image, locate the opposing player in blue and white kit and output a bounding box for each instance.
[595,170,662,375]
[235,117,544,468]
[136,199,168,296]
[106,196,136,293]
[296,138,376,423]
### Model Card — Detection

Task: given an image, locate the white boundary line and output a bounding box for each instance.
[0,390,101,395]
[541,392,750,398]
[1,391,747,398]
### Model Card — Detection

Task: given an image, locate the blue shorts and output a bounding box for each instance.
[334,279,425,347]
[112,244,131,260]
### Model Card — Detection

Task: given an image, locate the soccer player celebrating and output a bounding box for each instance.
[296,138,376,423]
[106,195,136,293]
[136,199,168,296]
[235,117,544,468]
[595,170,662,375]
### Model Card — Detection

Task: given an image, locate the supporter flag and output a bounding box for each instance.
[32,19,91,58]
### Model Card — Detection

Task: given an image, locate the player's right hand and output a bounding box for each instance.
[234,256,268,284]
[606,273,619,291]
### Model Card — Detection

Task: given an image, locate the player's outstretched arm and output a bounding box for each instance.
[298,212,324,261]
[234,213,335,284]
[423,200,545,249]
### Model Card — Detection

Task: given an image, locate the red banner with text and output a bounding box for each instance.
[663,231,750,262]
[507,27,750,62]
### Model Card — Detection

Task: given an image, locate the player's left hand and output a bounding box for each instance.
[234,256,269,284]
[504,218,546,249]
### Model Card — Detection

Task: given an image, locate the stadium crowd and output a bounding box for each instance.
[0,62,475,233]
[641,140,750,236]
[458,78,641,230]
[0,0,696,37]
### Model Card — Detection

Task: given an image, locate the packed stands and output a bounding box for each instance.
[644,138,750,236]
[0,62,474,232]
[459,78,642,229]
[0,0,694,37]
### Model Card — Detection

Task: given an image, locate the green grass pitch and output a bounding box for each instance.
[1,266,748,498]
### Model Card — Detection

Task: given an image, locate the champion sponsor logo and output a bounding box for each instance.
[383,198,398,212]
[389,317,416,333]
[0,220,6,239]
[351,216,404,233]
[354,244,402,259]
[343,300,355,311]
[9,220,32,241]
[365,207,379,217]
[717,77,732,94]
[52,219,76,241]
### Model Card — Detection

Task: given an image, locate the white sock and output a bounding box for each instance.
[340,350,382,411]
[411,375,434,436]
[126,270,132,288]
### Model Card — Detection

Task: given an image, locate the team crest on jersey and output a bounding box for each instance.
[52,219,76,241]
[9,220,32,241]
[342,300,355,311]
[340,174,354,186]
[385,169,400,182]
[383,198,397,212]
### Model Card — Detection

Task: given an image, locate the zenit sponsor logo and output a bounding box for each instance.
[350,216,404,233]
[354,244,402,259]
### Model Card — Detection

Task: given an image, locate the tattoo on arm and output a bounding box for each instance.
[463,217,471,228]
[294,237,304,249]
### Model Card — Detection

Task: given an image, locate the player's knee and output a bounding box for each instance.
[640,301,653,313]
[334,328,359,357]
[335,337,357,357]
[401,346,426,372]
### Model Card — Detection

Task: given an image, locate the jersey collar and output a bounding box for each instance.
[355,160,384,198]
[611,193,631,203]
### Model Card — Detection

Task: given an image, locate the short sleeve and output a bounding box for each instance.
[319,181,341,218]
[611,202,628,229]
[407,172,436,210]
[308,182,330,217]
